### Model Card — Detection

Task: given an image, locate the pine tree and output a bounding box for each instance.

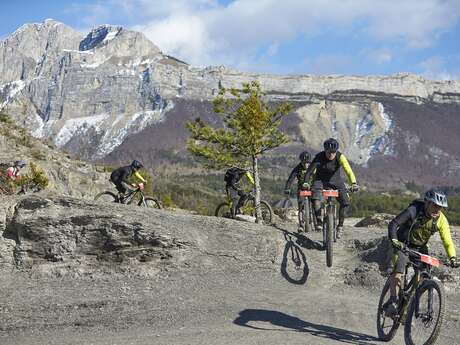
[186,81,291,223]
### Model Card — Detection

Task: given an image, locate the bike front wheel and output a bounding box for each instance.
[250,200,273,225]
[404,279,444,345]
[142,197,162,209]
[94,191,118,203]
[377,277,401,341]
[325,207,334,267]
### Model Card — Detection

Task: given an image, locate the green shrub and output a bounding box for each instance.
[18,162,49,191]
[0,113,12,124]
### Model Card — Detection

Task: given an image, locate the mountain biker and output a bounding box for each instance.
[284,151,312,232]
[301,138,359,238]
[224,166,255,217]
[110,160,146,203]
[383,188,458,317]
[6,160,26,181]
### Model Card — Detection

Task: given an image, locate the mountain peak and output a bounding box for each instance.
[79,25,123,51]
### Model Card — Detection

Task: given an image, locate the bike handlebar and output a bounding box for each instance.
[400,247,440,267]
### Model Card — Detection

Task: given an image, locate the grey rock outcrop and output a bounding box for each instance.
[354,213,394,228]
[0,195,281,277]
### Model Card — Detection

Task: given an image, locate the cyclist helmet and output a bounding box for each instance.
[299,151,311,163]
[131,160,144,170]
[14,160,26,168]
[323,138,339,152]
[424,188,448,208]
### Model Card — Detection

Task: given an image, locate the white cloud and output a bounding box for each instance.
[367,49,393,64]
[419,56,460,81]
[67,0,460,71]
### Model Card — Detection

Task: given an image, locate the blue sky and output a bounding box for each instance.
[1,0,460,80]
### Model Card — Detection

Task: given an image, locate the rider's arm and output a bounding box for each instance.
[437,213,456,259]
[338,154,357,184]
[245,171,255,186]
[134,170,146,184]
[285,165,299,190]
[388,206,416,240]
[302,155,320,184]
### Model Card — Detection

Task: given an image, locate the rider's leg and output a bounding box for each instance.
[236,192,248,214]
[385,250,408,316]
[228,187,239,217]
[311,180,323,229]
[336,183,350,238]
[114,181,127,202]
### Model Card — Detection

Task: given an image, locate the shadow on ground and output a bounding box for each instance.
[234,309,379,345]
[279,229,309,285]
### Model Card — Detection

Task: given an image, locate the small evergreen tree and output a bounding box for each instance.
[186,81,291,222]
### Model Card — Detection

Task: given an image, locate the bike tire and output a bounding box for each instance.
[333,204,338,242]
[376,278,401,341]
[404,279,444,345]
[259,200,273,225]
[142,197,162,209]
[94,191,118,203]
[303,199,312,233]
[326,207,334,267]
[215,202,232,218]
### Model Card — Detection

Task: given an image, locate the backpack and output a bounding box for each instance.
[224,167,244,184]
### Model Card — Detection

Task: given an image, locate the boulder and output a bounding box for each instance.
[354,213,394,228]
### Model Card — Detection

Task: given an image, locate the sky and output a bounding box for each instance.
[1,0,460,80]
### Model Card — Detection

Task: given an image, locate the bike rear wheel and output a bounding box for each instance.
[377,278,401,341]
[142,197,162,209]
[215,202,232,218]
[94,191,118,203]
[325,206,334,267]
[404,279,444,345]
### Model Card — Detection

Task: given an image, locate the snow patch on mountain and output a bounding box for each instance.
[353,102,394,165]
[0,80,26,109]
[52,101,173,157]
[95,103,173,158]
[54,113,109,147]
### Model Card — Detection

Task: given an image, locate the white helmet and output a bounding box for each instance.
[424,189,448,208]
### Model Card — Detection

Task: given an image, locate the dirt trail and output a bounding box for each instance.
[1,218,459,345]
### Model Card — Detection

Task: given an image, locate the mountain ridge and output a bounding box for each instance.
[1,20,460,187]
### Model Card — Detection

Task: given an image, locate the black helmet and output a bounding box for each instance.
[131,160,143,170]
[14,160,26,168]
[323,138,339,152]
[424,188,448,208]
[299,151,311,163]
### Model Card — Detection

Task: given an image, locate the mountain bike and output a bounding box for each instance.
[94,183,161,209]
[377,247,447,345]
[215,191,273,225]
[318,189,339,268]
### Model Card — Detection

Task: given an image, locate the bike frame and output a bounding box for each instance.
[122,186,145,205]
[398,249,439,321]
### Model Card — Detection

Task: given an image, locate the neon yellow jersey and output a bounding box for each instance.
[409,212,456,259]
[133,170,146,184]
[245,171,255,185]
[338,154,357,184]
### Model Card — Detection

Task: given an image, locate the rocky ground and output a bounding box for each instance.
[1,194,459,345]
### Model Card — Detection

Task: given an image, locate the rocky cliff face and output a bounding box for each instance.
[1,20,460,187]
